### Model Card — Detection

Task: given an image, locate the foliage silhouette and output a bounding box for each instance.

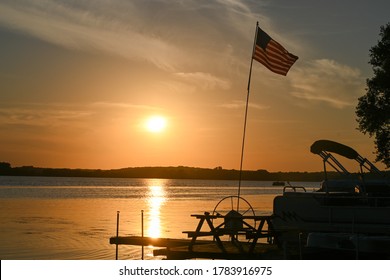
[356,23,390,168]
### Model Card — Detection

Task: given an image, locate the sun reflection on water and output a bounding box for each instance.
[146,183,167,238]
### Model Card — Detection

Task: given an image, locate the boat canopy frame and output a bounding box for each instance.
[310,140,382,176]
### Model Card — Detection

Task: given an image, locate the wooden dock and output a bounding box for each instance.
[110,236,209,247]
[109,235,283,259]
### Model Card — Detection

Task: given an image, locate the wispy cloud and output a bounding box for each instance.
[0,101,158,128]
[219,100,269,110]
[90,102,157,110]
[174,72,231,91]
[0,0,277,73]
[0,0,186,71]
[0,103,92,127]
[289,59,365,108]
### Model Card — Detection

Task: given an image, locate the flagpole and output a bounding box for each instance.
[237,22,259,211]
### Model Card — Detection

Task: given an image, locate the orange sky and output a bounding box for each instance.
[0,1,389,172]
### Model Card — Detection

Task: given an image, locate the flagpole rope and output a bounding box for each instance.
[237,22,259,212]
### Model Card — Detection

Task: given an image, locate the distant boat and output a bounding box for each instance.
[272,181,285,186]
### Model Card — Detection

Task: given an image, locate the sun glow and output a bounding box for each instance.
[146,116,167,133]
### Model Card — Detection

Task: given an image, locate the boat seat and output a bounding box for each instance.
[319,180,358,193]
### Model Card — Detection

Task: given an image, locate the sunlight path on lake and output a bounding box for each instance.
[146,180,167,238]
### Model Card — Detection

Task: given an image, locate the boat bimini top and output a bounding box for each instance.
[310,139,382,176]
[310,139,389,194]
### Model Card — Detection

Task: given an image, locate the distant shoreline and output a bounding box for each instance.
[1,162,388,181]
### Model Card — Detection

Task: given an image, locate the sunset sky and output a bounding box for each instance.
[0,0,389,172]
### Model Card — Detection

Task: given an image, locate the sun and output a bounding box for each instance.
[146,116,167,133]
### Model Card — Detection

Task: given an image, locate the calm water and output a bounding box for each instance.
[0,176,320,260]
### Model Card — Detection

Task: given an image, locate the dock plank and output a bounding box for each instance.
[109,236,209,247]
[153,243,282,260]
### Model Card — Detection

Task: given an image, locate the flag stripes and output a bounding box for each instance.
[253,27,298,76]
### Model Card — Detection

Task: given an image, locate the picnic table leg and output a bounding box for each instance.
[189,216,206,251]
[266,217,280,246]
[203,212,227,253]
[249,217,267,253]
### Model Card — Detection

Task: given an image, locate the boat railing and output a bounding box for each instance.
[283,186,307,194]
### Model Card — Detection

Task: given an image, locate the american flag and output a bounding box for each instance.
[253,27,298,76]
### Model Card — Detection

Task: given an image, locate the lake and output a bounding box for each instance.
[0,176,320,260]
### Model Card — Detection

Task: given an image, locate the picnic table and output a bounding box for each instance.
[183,211,277,254]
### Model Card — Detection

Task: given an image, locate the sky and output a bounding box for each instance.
[0,0,389,172]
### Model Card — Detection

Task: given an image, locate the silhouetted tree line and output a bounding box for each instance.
[1,162,388,181]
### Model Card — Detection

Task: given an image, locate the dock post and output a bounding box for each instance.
[141,210,144,260]
[116,211,120,260]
